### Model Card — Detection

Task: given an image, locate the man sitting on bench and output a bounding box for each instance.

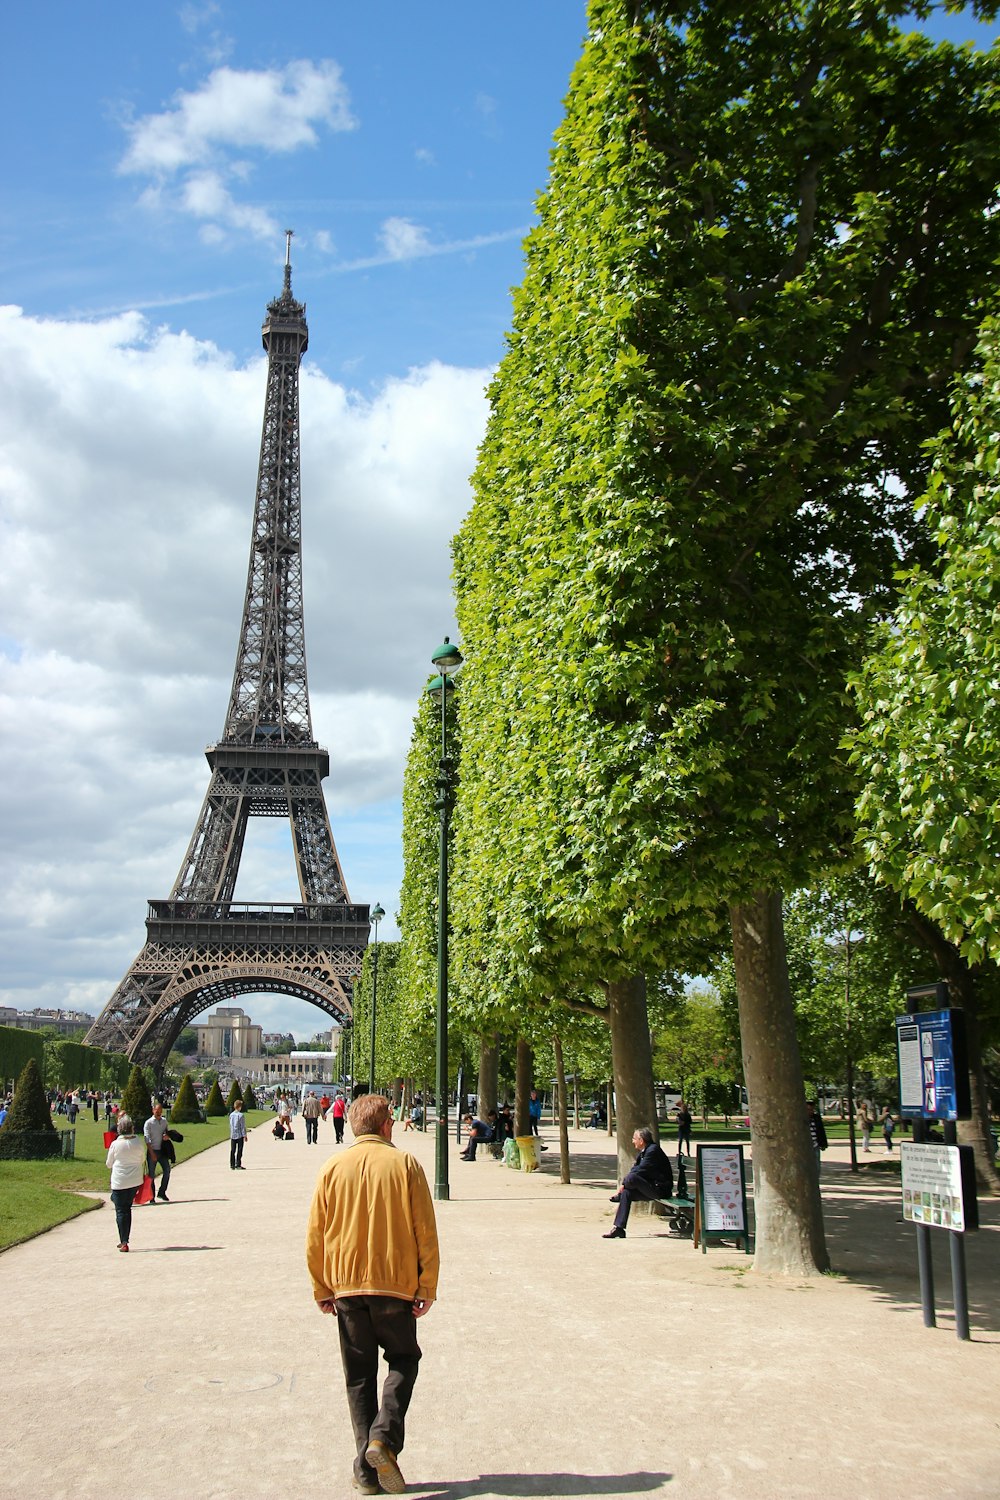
[603,1127,673,1239]
[459,1111,497,1160]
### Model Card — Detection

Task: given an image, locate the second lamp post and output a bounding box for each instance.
[428,635,463,1201]
[367,901,385,1094]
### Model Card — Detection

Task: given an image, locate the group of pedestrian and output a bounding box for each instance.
[104,1102,183,1251]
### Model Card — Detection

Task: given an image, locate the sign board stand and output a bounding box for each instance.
[896,990,978,1341]
[694,1143,751,1254]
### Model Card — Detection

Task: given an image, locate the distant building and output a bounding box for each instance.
[196,1006,263,1060]
[263,1031,294,1048]
[0,1006,95,1036]
[261,1051,335,1083]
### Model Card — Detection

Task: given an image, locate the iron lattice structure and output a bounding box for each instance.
[86,240,370,1069]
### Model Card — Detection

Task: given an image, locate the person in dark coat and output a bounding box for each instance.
[603,1127,674,1238]
[806,1100,828,1173]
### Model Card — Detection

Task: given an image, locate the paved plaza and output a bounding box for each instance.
[2,1120,999,1500]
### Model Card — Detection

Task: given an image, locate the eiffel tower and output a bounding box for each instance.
[86,235,370,1070]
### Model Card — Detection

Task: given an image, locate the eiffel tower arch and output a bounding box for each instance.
[86,236,371,1070]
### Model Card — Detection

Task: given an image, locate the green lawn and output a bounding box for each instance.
[0,1110,270,1251]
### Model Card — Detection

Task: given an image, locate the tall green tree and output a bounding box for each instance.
[851,316,1000,1183]
[120,1064,153,1129]
[454,0,1000,1270]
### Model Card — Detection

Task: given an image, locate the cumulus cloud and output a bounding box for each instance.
[121,61,355,174]
[119,61,355,241]
[0,303,488,1016]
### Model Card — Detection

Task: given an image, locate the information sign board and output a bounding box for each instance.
[900,1141,978,1233]
[895,1009,970,1120]
[695,1143,750,1253]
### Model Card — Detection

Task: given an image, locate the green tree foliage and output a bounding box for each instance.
[652,990,741,1114]
[225,1078,244,1111]
[101,1052,130,1092]
[203,1079,227,1116]
[170,1074,203,1124]
[174,1027,199,1056]
[0,1026,44,1086]
[120,1064,153,1127]
[0,1057,61,1160]
[45,1041,104,1089]
[241,1081,258,1110]
[452,0,1000,1270]
[852,316,1000,964]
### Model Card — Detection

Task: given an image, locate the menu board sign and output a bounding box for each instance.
[698,1145,747,1234]
[900,1142,977,1233]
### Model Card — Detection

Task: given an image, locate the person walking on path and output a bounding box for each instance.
[674,1099,693,1157]
[306,1093,439,1497]
[302,1091,322,1145]
[528,1089,542,1136]
[603,1127,674,1239]
[857,1102,874,1153]
[106,1113,146,1252]
[806,1100,828,1174]
[881,1106,896,1152]
[144,1102,172,1202]
[229,1099,248,1169]
[331,1092,347,1145]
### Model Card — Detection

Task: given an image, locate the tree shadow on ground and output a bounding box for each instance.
[410,1472,671,1497]
[819,1168,1000,1338]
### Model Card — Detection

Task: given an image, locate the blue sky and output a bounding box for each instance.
[0,2,994,1041]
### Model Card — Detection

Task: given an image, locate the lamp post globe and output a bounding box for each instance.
[428,636,462,1201]
[367,902,385,1095]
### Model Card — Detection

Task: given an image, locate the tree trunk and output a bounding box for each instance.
[730,892,830,1275]
[553,1033,571,1184]
[905,906,1000,1194]
[608,973,658,1182]
[514,1038,533,1137]
[606,1080,614,1136]
[477,1033,499,1121]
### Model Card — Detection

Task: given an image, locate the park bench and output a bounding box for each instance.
[652,1195,696,1237]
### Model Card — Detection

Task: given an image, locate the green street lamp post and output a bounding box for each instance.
[428,635,463,1201]
[367,902,385,1094]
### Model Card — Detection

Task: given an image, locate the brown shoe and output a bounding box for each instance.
[364,1439,405,1494]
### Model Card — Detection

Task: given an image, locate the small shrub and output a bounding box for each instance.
[225,1078,244,1111]
[203,1079,227,1116]
[170,1074,203,1125]
[120,1064,153,1127]
[1,1057,57,1132]
[241,1082,258,1110]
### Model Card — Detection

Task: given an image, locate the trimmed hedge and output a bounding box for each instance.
[241,1082,258,1110]
[47,1040,104,1089]
[0,1026,45,1087]
[170,1074,203,1124]
[120,1064,153,1127]
[225,1078,244,1110]
[0,1058,61,1159]
[203,1079,227,1116]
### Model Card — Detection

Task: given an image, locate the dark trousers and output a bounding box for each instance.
[111,1185,139,1245]
[613,1181,660,1230]
[147,1150,171,1197]
[677,1128,692,1154]
[230,1136,244,1168]
[305,1116,319,1144]
[333,1116,345,1143]
[336,1295,421,1480]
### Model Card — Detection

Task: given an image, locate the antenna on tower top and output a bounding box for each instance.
[284,229,294,293]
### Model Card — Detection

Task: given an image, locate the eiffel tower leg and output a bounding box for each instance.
[84,944,178,1068]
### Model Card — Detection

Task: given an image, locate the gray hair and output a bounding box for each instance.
[116,1114,134,1136]
[636,1126,655,1146]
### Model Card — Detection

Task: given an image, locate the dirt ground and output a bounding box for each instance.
[1,1120,998,1500]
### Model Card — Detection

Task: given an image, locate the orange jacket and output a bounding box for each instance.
[305,1135,439,1305]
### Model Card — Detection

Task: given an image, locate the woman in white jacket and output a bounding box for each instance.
[106,1113,146,1252]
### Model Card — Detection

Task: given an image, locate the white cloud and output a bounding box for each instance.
[378,217,433,261]
[0,304,488,1022]
[120,61,355,175]
[119,61,355,242]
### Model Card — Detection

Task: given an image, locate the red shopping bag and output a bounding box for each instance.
[135,1175,154,1206]
[103,1131,117,1149]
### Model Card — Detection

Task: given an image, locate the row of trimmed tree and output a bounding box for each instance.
[381,1,1000,1276]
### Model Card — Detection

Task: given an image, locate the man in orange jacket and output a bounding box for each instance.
[306,1093,439,1496]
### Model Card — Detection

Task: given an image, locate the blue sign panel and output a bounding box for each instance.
[895,1010,969,1121]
